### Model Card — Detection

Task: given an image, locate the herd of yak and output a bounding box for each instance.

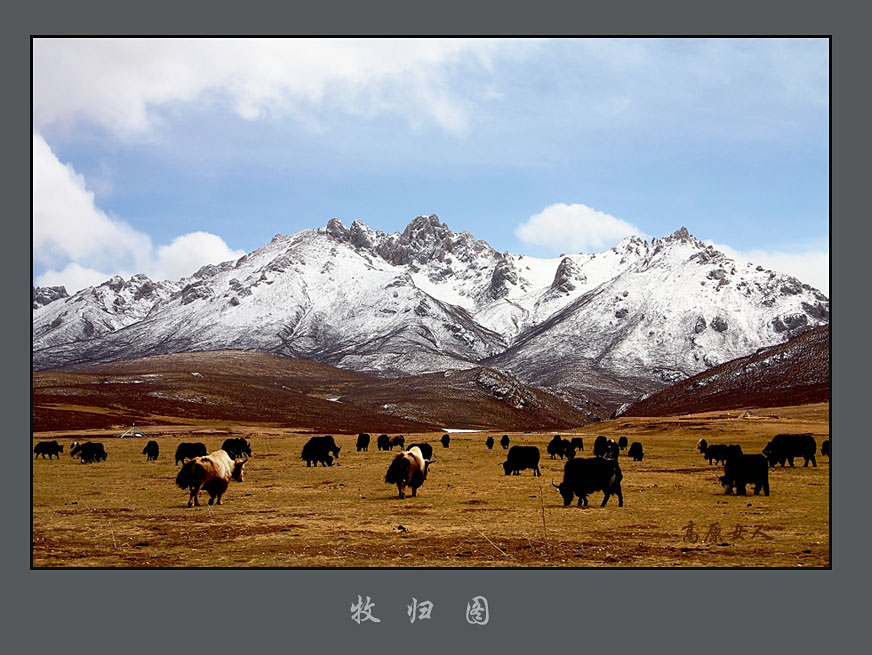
[34,430,830,508]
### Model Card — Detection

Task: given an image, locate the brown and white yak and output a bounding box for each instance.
[384,446,431,499]
[175,449,247,507]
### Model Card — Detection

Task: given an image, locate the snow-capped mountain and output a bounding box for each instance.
[32,215,829,411]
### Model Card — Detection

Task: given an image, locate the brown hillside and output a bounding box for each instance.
[33,350,596,432]
[620,325,829,417]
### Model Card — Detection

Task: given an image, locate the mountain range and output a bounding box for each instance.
[33,215,829,414]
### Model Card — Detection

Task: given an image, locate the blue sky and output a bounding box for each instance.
[33,37,829,294]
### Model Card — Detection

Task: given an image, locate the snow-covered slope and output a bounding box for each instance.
[33,216,829,410]
[483,228,829,404]
[32,275,180,350]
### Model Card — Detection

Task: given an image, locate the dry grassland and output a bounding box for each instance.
[32,403,829,568]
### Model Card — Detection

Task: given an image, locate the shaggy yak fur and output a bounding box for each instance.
[175,449,246,507]
[384,446,429,499]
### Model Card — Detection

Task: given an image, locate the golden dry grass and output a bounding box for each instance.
[32,403,829,568]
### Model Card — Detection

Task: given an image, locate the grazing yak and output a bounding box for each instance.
[70,441,107,464]
[357,433,371,452]
[500,435,510,450]
[441,434,451,448]
[384,446,430,499]
[703,444,742,465]
[221,437,252,459]
[547,435,574,459]
[175,442,208,465]
[570,437,584,453]
[502,445,541,476]
[377,434,391,451]
[142,440,160,461]
[603,439,620,460]
[547,435,564,459]
[302,435,341,467]
[821,439,830,458]
[486,436,495,450]
[552,457,623,507]
[34,440,63,460]
[618,436,628,450]
[697,439,708,454]
[763,433,817,468]
[389,435,406,450]
[719,454,770,496]
[175,449,247,507]
[628,441,644,462]
[409,442,434,460]
[593,435,608,458]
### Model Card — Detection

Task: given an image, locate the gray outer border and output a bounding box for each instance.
[10,1,864,652]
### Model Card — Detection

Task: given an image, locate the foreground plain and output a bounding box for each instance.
[32,403,829,567]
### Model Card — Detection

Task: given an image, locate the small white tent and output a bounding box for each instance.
[117,424,147,438]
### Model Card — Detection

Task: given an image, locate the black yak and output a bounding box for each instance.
[593,436,608,458]
[618,436,628,450]
[441,434,451,448]
[547,435,564,460]
[552,457,623,507]
[70,441,107,464]
[220,437,251,459]
[486,436,495,450]
[409,442,434,460]
[502,445,541,476]
[175,442,207,465]
[628,441,644,462]
[175,449,247,507]
[821,439,830,458]
[142,440,159,461]
[719,454,770,496]
[500,435,510,450]
[384,446,429,499]
[389,435,405,450]
[377,434,391,451]
[34,440,63,460]
[570,437,584,452]
[302,435,340,467]
[703,444,742,465]
[357,433,371,452]
[763,433,817,468]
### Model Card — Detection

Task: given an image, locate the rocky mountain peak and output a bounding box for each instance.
[550,257,586,294]
[401,214,450,242]
[33,285,69,309]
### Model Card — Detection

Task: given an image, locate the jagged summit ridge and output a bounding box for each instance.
[33,215,829,412]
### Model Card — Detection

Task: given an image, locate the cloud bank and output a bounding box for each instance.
[515,203,647,253]
[33,133,244,294]
[33,38,515,138]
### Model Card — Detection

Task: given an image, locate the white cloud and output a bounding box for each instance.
[708,241,829,295]
[33,133,244,294]
[154,232,244,282]
[33,38,517,138]
[35,262,118,294]
[33,132,152,272]
[515,203,647,253]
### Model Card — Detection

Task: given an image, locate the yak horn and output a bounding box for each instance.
[551,480,559,488]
